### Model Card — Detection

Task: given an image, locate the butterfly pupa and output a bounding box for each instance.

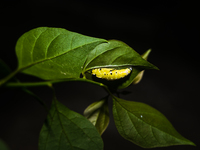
[92,67,132,80]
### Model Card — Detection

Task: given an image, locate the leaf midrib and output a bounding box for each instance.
[55,101,101,150]
[84,46,134,71]
[18,39,104,71]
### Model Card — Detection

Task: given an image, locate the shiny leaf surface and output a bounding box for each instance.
[112,97,195,148]
[39,99,103,150]
[15,27,107,79]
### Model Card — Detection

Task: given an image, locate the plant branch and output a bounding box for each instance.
[4,78,105,88]
[0,69,20,86]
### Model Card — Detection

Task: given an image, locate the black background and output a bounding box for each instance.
[0,0,199,150]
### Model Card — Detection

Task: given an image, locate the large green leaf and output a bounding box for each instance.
[38,99,103,150]
[15,27,107,80]
[112,97,195,148]
[15,27,157,89]
[83,40,157,71]
[83,40,158,89]
[83,97,109,135]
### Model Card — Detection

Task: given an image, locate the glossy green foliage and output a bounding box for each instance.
[83,40,158,89]
[83,40,157,70]
[15,27,107,79]
[132,49,151,84]
[0,27,195,149]
[39,99,103,150]
[15,27,157,89]
[112,97,195,148]
[84,97,109,135]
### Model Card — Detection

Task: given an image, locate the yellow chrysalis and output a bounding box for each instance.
[92,67,132,80]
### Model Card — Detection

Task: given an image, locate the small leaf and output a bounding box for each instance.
[39,99,103,150]
[132,49,152,84]
[84,97,109,135]
[15,27,107,80]
[131,70,144,84]
[141,49,152,60]
[112,97,195,148]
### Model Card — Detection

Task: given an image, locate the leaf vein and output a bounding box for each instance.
[31,28,48,62]
[116,100,186,145]
[126,110,148,143]
[54,103,74,149]
[19,40,103,71]
[58,112,98,146]
[150,126,162,145]
[43,109,57,150]
[45,33,62,58]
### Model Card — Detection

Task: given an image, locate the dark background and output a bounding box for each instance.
[0,0,199,150]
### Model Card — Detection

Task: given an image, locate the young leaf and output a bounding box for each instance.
[39,99,103,150]
[131,69,144,85]
[83,97,109,135]
[132,49,152,84]
[112,97,195,148]
[15,27,107,80]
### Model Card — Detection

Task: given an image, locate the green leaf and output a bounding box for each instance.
[15,27,107,80]
[84,40,157,71]
[132,49,152,84]
[83,40,158,89]
[38,99,103,150]
[83,97,109,135]
[112,97,195,148]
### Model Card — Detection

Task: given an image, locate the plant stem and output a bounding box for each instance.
[4,77,116,101]
[0,69,20,86]
[4,78,105,88]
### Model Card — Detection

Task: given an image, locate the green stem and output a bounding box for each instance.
[0,68,20,86]
[5,77,117,101]
[4,78,105,88]
[3,74,116,101]
[6,81,55,87]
